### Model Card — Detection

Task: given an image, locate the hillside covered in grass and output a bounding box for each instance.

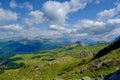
[0,42,109,80]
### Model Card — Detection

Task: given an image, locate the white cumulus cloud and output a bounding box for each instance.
[19,2,33,10]
[0,8,18,25]
[97,3,120,20]
[9,1,33,11]
[73,18,120,41]
[10,0,17,8]
[24,10,44,26]
[43,0,91,24]
[0,24,23,31]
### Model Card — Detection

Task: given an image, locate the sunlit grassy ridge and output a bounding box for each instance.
[59,48,120,79]
[0,43,110,80]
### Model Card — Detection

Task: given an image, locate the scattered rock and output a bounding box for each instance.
[93,74,106,80]
[80,76,91,80]
[101,63,109,68]
[116,67,119,70]
[80,69,88,74]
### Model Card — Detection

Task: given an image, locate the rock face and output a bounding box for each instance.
[76,52,93,58]
[75,41,86,46]
[71,41,86,47]
[108,70,120,80]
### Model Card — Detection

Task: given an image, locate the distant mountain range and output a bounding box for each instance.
[57,37,95,43]
[0,35,119,57]
[0,37,63,57]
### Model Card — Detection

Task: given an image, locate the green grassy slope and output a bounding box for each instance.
[0,43,109,80]
[59,48,120,79]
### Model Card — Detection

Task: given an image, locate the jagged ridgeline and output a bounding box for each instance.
[92,38,120,60]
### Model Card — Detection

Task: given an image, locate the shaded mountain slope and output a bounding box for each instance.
[92,38,120,60]
[0,37,63,57]
[114,35,120,42]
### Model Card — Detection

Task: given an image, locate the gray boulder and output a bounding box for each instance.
[80,76,91,80]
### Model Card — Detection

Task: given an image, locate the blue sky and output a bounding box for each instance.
[0,0,120,41]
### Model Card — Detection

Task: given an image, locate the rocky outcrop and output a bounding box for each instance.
[80,76,91,80]
[93,74,106,80]
[70,41,86,47]
[75,41,86,46]
[79,75,106,80]
[75,51,93,58]
[80,75,105,80]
